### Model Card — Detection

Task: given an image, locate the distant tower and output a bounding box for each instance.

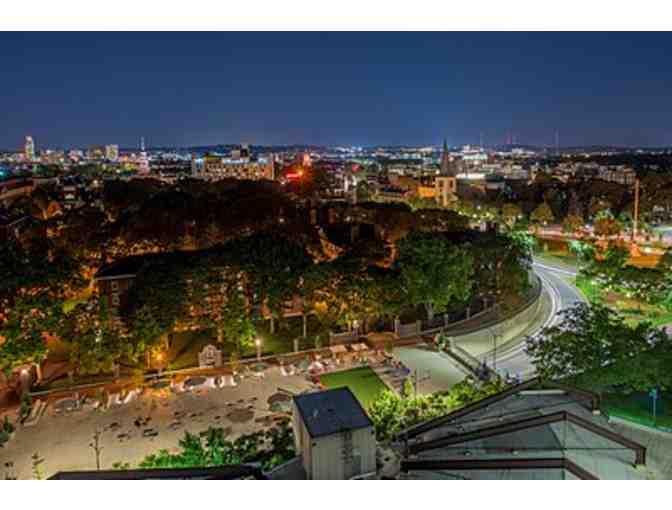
[440,139,457,176]
[24,136,35,161]
[138,137,150,174]
[436,138,458,207]
[555,130,560,153]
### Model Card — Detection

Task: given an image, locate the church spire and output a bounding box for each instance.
[440,138,455,176]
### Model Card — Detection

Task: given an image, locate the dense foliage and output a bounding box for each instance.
[134,420,295,472]
[526,302,672,392]
[368,377,508,442]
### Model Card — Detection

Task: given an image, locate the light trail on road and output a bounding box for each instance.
[478,259,586,379]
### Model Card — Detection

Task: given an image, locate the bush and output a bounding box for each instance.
[2,416,15,435]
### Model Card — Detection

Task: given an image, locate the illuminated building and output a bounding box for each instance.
[68,149,84,161]
[42,149,65,165]
[24,136,35,161]
[436,139,458,206]
[297,151,312,167]
[105,144,119,162]
[87,146,105,160]
[230,144,251,161]
[191,152,275,181]
[137,137,150,174]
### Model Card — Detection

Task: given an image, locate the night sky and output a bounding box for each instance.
[2,32,672,149]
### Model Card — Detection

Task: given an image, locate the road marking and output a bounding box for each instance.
[532,261,577,277]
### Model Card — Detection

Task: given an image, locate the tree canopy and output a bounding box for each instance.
[525,302,672,392]
[395,232,474,319]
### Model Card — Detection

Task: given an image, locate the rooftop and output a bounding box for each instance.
[94,255,150,280]
[293,387,373,439]
[399,378,651,480]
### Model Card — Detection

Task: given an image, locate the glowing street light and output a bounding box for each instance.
[255,338,262,361]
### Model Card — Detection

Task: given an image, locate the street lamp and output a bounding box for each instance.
[489,327,501,374]
[255,338,262,361]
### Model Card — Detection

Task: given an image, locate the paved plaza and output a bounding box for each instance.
[0,371,314,479]
[393,346,468,394]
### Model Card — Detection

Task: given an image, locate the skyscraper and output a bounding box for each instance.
[24,136,35,161]
[137,137,150,174]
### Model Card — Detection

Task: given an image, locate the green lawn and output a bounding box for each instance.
[168,315,324,370]
[320,367,389,409]
[62,298,87,313]
[603,391,672,432]
[573,277,672,328]
[574,277,604,303]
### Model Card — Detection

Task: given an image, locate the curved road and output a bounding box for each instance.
[478,259,586,378]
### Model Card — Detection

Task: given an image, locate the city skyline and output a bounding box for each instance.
[3,32,672,149]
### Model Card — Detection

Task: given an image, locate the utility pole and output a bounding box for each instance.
[489,321,501,376]
[490,328,500,374]
[413,369,431,397]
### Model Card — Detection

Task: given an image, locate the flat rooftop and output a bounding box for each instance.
[294,387,372,439]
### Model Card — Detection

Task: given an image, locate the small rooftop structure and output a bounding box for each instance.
[293,387,372,439]
[292,388,376,479]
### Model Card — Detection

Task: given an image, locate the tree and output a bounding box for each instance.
[591,244,630,289]
[593,210,622,238]
[129,303,165,362]
[67,298,127,376]
[222,232,312,321]
[525,302,672,393]
[367,377,507,442]
[530,202,554,227]
[218,289,256,353]
[501,203,522,226]
[303,261,396,331]
[562,213,584,235]
[395,232,474,320]
[0,292,63,377]
[134,422,295,471]
[588,197,613,219]
[506,228,537,260]
[356,180,370,202]
[568,240,596,270]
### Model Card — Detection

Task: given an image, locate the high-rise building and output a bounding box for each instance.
[24,136,35,162]
[105,144,119,162]
[137,137,150,174]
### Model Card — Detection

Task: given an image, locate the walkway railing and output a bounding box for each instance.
[327,274,542,344]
